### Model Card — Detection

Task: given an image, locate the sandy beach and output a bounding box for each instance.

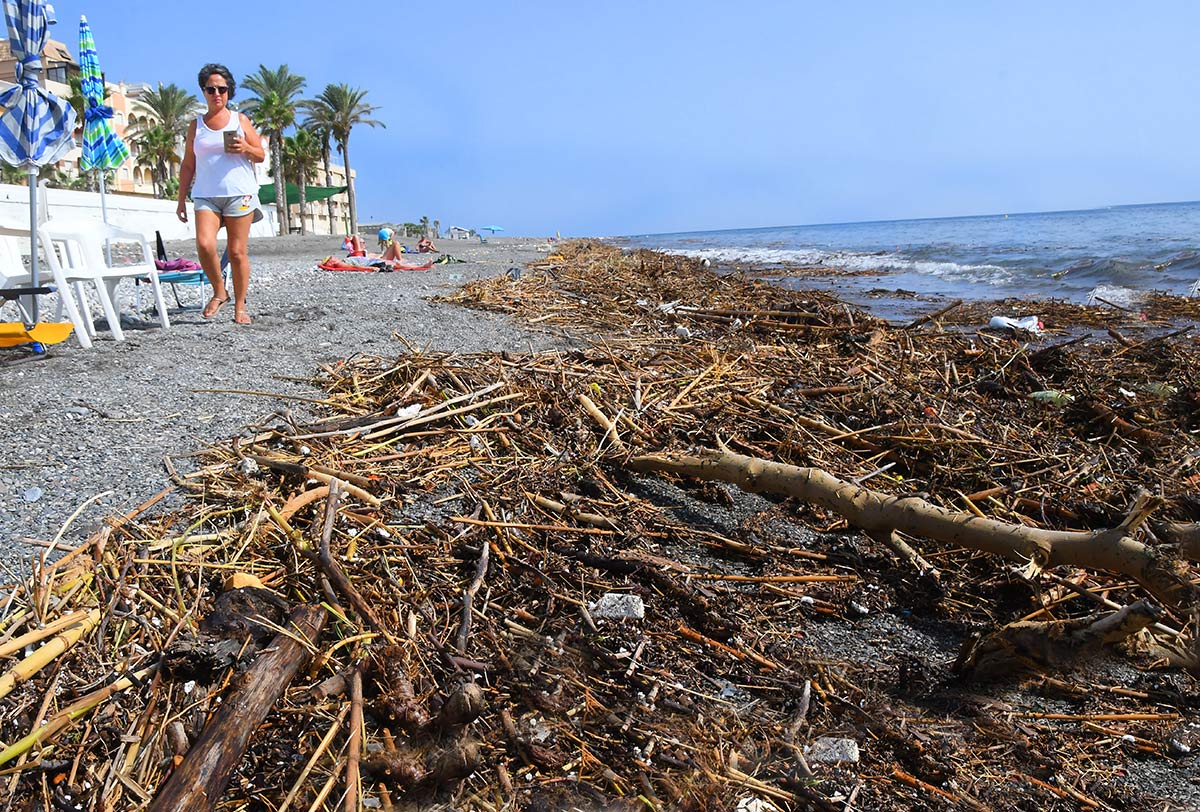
[0,235,569,573]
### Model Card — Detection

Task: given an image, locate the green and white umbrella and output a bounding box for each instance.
[79,15,127,262]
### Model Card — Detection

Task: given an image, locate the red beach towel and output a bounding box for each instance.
[317,257,434,273]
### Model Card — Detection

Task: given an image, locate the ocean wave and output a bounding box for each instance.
[652,245,1015,286]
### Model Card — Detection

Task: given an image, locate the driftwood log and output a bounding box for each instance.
[629,449,1198,610]
[147,604,327,812]
[957,599,1163,678]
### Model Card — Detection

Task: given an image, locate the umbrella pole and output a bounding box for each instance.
[98,170,112,266]
[27,166,38,323]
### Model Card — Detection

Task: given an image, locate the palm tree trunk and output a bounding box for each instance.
[298,170,308,236]
[322,142,335,235]
[271,135,289,236]
[342,140,357,236]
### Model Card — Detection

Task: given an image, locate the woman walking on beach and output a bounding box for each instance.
[176,64,266,324]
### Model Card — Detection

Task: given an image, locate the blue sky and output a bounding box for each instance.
[46,1,1200,235]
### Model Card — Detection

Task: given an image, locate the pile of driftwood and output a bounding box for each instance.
[1,241,1198,811]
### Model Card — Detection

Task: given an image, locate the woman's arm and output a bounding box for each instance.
[176,119,197,222]
[237,114,267,164]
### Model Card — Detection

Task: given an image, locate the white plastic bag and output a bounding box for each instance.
[988,315,1043,334]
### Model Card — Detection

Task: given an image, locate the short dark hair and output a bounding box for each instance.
[197,63,236,100]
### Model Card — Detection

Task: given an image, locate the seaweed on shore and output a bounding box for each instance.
[1,241,1199,811]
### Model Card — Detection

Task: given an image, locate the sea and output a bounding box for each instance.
[621,200,1200,320]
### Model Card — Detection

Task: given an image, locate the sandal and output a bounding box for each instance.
[203,294,230,319]
[234,307,252,325]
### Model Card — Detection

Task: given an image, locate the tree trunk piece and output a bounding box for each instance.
[146,604,327,812]
[958,599,1162,678]
[628,449,1196,610]
[343,141,357,236]
[323,144,336,233]
[272,136,289,236]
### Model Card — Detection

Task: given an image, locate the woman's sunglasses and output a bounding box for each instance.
[204,85,229,95]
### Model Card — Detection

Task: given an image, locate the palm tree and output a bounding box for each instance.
[282,128,322,235]
[1,163,26,185]
[420,216,429,238]
[66,76,85,126]
[133,124,179,197]
[305,122,338,233]
[131,83,200,171]
[302,84,383,236]
[242,65,306,235]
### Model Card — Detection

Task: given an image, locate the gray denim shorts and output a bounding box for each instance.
[194,194,261,219]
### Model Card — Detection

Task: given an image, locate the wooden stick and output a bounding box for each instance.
[0,608,99,701]
[1008,711,1177,721]
[903,299,963,330]
[449,516,616,535]
[345,668,363,812]
[277,705,349,812]
[146,604,327,812]
[892,768,960,802]
[678,624,780,671]
[579,394,625,451]
[688,573,856,584]
[312,481,397,644]
[0,607,92,658]
[456,539,490,653]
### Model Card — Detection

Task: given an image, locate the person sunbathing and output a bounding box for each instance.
[416,237,438,253]
[345,237,410,262]
[346,235,370,257]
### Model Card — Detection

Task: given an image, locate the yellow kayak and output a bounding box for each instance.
[0,322,74,348]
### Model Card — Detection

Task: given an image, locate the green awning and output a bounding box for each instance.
[258,183,348,206]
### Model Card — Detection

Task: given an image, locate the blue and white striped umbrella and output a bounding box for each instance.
[0,0,75,169]
[79,15,127,172]
[0,0,76,321]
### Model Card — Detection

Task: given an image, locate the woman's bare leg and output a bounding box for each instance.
[196,210,229,318]
[225,212,255,324]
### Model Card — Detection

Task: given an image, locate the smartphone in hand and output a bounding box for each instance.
[223,131,238,153]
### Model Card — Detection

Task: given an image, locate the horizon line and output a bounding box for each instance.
[626,197,1200,240]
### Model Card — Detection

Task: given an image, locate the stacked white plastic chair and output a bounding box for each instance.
[0,216,92,348]
[39,217,171,341]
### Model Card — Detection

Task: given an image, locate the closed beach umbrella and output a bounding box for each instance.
[78,13,127,255]
[0,0,76,320]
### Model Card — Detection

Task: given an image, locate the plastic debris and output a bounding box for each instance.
[804,737,861,765]
[988,315,1044,334]
[588,593,645,622]
[22,486,42,503]
[1028,390,1075,406]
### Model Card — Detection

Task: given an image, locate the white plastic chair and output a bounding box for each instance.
[39,219,171,341]
[0,220,92,349]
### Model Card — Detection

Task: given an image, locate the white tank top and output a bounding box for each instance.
[191,112,258,198]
